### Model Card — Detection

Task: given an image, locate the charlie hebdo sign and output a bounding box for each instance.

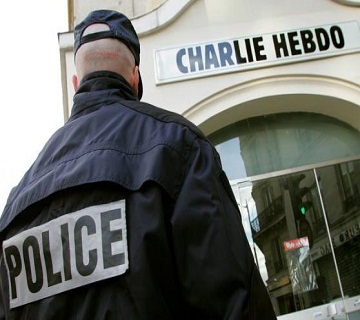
[154,21,360,84]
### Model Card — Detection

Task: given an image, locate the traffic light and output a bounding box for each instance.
[286,174,314,247]
[299,201,312,216]
[288,174,313,219]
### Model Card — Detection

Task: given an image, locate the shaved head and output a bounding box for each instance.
[73,23,139,93]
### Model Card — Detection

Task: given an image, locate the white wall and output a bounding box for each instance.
[138,0,360,131]
[60,0,360,132]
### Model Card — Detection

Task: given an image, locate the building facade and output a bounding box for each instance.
[59,0,360,318]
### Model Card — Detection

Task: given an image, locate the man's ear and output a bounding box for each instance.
[72,74,79,92]
[132,66,139,95]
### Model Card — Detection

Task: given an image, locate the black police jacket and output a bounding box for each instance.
[0,71,276,320]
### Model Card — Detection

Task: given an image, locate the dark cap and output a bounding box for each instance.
[74,10,143,99]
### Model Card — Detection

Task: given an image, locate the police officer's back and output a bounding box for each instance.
[0,10,277,320]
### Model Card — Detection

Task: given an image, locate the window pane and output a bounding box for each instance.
[316,159,360,315]
[209,113,360,179]
[237,170,342,317]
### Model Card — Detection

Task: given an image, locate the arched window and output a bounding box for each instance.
[209,112,360,179]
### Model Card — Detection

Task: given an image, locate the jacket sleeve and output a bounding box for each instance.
[171,137,275,319]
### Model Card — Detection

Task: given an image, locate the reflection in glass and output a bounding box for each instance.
[214,112,360,317]
[210,113,360,179]
[238,169,344,316]
[316,160,360,315]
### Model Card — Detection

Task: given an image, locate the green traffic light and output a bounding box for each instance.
[300,206,306,215]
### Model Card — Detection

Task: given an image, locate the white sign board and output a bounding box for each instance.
[154,21,360,84]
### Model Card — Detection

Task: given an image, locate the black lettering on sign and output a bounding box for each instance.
[3,200,128,309]
[316,28,330,51]
[273,33,289,58]
[253,37,267,61]
[168,23,351,81]
[4,245,22,299]
[233,40,247,64]
[175,37,268,74]
[288,31,302,55]
[330,26,345,49]
[245,38,253,62]
[101,209,124,268]
[74,215,98,277]
[61,223,72,281]
[300,30,316,53]
[23,236,43,293]
[273,25,346,58]
[42,231,62,287]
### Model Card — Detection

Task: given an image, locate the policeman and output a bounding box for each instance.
[0,10,276,319]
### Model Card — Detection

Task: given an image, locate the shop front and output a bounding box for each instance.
[59,0,360,318]
[142,5,360,317]
[209,111,360,319]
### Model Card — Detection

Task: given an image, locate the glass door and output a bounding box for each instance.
[315,161,360,320]
[235,158,360,319]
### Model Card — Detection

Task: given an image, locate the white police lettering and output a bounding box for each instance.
[3,200,128,309]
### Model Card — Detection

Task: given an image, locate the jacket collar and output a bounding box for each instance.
[70,71,138,120]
